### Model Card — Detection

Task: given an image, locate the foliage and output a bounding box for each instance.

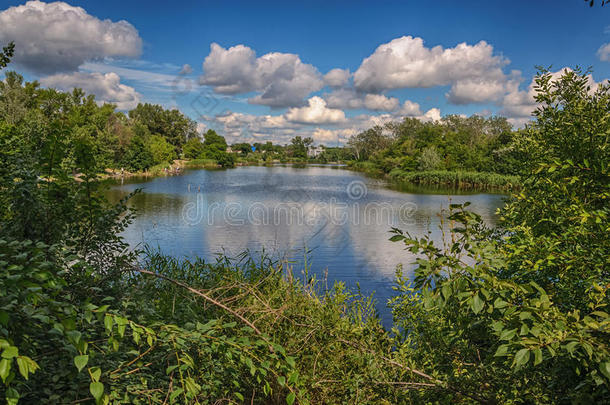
[182,137,205,159]
[388,68,610,403]
[288,136,313,159]
[147,134,176,165]
[0,42,14,70]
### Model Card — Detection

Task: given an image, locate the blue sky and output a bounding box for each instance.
[1,0,609,145]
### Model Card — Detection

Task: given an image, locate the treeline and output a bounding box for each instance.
[0,71,239,174]
[346,114,523,189]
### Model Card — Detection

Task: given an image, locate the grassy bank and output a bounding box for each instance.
[348,161,519,191]
[388,168,520,191]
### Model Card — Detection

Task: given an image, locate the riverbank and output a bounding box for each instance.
[102,158,518,192]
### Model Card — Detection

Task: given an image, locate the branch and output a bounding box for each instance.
[134,267,262,335]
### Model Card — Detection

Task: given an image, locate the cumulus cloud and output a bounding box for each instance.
[446,74,520,105]
[40,71,140,110]
[353,36,509,104]
[284,96,346,124]
[312,128,357,144]
[324,89,400,111]
[0,1,142,74]
[597,43,610,62]
[397,100,423,116]
[323,68,351,87]
[199,43,323,108]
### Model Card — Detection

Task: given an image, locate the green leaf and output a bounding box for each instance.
[494,344,509,357]
[0,359,10,382]
[471,294,484,314]
[90,382,104,402]
[5,387,19,405]
[389,235,404,242]
[514,348,530,367]
[16,357,28,379]
[277,376,286,386]
[169,388,183,402]
[286,392,296,405]
[600,362,610,380]
[499,328,517,341]
[1,346,18,359]
[89,367,101,382]
[104,315,113,332]
[533,348,543,366]
[74,355,88,372]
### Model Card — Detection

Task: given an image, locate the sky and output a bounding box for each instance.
[0,0,609,145]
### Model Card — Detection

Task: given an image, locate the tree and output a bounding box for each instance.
[289,136,313,159]
[0,42,14,70]
[128,103,197,152]
[417,146,443,170]
[147,135,176,164]
[183,137,205,159]
[390,68,610,404]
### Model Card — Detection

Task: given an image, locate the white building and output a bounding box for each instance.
[307,145,324,158]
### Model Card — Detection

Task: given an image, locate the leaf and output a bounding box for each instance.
[5,387,19,405]
[74,355,88,372]
[600,362,610,380]
[494,344,509,357]
[499,328,517,341]
[514,348,530,367]
[1,346,18,359]
[89,367,101,382]
[0,359,10,382]
[104,315,113,332]
[533,348,543,366]
[471,294,484,314]
[277,376,286,386]
[389,235,404,242]
[16,357,28,379]
[286,392,296,405]
[90,382,104,402]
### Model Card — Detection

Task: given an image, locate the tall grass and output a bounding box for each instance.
[388,169,520,191]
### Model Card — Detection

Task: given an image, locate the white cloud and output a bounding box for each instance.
[397,100,423,116]
[0,1,142,74]
[284,96,346,124]
[199,43,323,108]
[353,36,509,104]
[446,74,520,105]
[323,68,351,87]
[312,128,357,144]
[40,71,140,110]
[324,89,400,111]
[363,94,400,111]
[179,64,193,75]
[597,43,610,61]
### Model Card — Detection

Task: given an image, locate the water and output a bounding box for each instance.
[106,165,505,325]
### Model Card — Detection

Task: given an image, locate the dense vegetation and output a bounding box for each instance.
[1,40,609,405]
[346,114,523,189]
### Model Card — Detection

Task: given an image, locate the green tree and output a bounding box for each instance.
[390,68,610,404]
[183,137,206,159]
[147,135,176,165]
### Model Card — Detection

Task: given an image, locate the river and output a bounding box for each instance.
[107,165,506,325]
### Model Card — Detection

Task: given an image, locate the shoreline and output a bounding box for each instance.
[103,158,518,192]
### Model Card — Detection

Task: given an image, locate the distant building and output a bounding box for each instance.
[226,146,233,153]
[307,145,324,158]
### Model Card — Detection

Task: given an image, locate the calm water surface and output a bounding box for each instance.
[107,166,505,325]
